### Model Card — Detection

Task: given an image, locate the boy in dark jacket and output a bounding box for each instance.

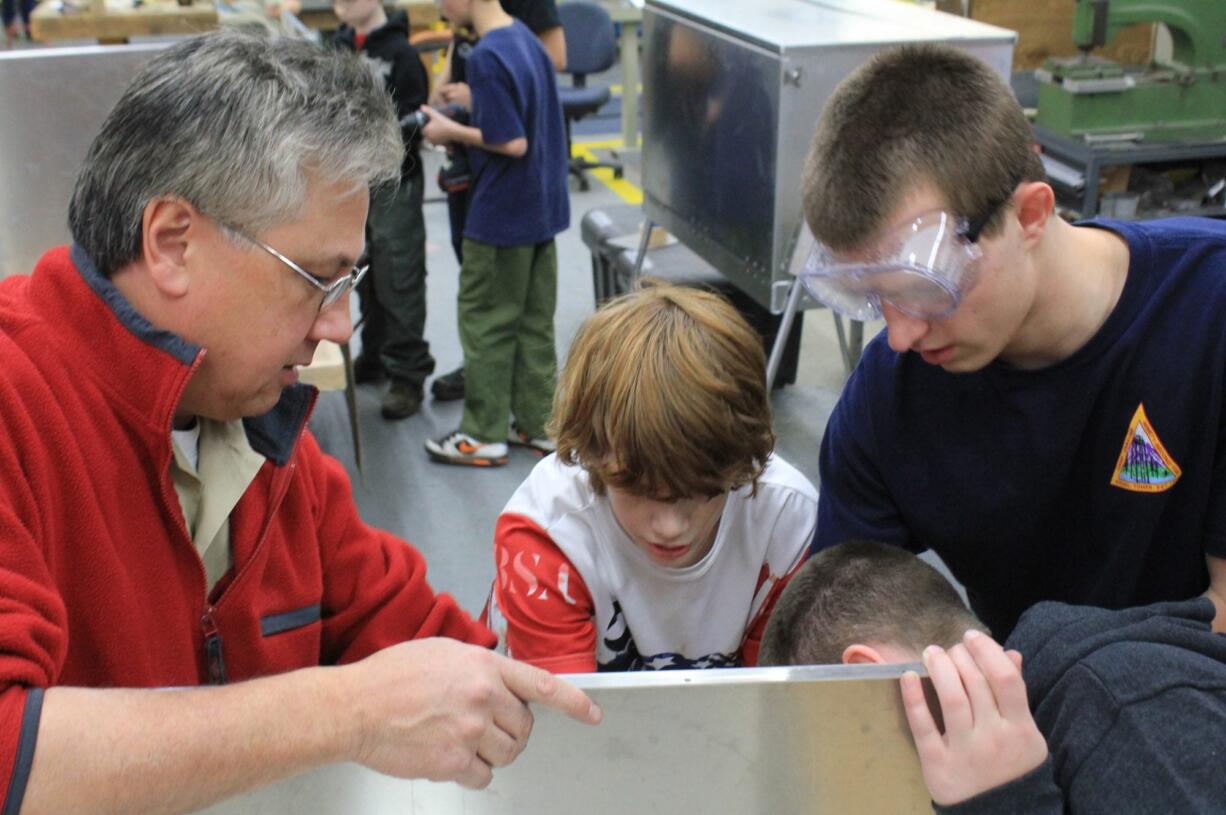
[333,0,436,419]
[761,542,1226,814]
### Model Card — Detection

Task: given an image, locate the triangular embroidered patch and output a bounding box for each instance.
[1110,404,1181,492]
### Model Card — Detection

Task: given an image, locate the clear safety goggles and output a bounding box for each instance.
[799,210,985,322]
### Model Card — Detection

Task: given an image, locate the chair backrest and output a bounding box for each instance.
[558,1,616,79]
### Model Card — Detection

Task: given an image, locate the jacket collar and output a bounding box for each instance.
[37,245,314,466]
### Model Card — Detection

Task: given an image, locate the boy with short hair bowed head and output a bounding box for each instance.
[420,0,568,466]
[332,0,437,419]
[484,282,818,671]
[761,542,1226,814]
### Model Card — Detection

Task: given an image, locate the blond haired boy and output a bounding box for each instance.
[483,282,817,672]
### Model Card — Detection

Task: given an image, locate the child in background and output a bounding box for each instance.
[484,283,818,671]
[333,0,436,419]
[427,0,566,403]
[3,0,35,45]
[421,0,569,466]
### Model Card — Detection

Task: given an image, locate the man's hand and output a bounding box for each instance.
[342,638,602,789]
[419,104,462,147]
[900,629,1048,806]
[435,82,472,110]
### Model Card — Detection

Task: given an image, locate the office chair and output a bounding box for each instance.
[557,1,623,191]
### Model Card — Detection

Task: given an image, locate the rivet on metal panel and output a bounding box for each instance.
[772,279,793,313]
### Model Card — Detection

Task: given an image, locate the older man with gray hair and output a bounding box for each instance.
[0,31,599,815]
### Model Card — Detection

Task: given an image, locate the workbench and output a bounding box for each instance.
[293,0,437,33]
[1036,124,1226,218]
[30,0,218,44]
[596,0,642,151]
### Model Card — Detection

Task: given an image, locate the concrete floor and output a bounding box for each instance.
[307,144,884,616]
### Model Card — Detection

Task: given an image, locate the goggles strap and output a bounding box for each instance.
[962,169,1025,243]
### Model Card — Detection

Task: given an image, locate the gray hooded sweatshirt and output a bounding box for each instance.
[937,597,1226,814]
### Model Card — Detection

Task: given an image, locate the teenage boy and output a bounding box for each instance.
[800,44,1226,637]
[761,542,1226,813]
[484,284,817,671]
[420,0,568,466]
[333,0,436,419]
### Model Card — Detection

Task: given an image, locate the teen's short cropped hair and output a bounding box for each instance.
[552,280,774,499]
[802,44,1046,252]
[760,541,986,666]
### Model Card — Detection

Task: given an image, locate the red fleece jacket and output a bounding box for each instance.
[0,247,495,809]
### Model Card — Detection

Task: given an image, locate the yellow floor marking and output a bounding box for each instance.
[571,137,642,205]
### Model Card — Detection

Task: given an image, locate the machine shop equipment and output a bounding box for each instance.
[634,0,1014,382]
[1035,0,1226,142]
[638,0,1016,315]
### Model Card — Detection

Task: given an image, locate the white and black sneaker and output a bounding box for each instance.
[507,422,556,455]
[425,431,509,467]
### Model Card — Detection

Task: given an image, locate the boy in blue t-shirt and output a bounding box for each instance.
[420,0,569,467]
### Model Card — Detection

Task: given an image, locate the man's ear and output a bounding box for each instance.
[141,197,197,298]
[1012,181,1055,248]
[841,643,888,665]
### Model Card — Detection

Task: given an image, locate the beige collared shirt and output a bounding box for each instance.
[170,419,266,592]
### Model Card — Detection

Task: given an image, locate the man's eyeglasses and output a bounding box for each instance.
[227,225,368,312]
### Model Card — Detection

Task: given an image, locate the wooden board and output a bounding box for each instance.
[297,339,347,392]
[30,0,218,42]
[935,0,1154,71]
[296,0,438,33]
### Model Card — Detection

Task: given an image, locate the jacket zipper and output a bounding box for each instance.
[159,358,312,685]
[201,607,227,685]
[203,457,298,682]
[156,352,227,685]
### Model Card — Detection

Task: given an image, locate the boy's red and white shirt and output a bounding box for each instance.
[482,454,818,672]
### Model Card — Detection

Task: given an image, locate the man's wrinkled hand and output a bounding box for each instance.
[342,639,601,789]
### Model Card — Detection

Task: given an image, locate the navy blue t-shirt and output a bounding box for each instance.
[813,217,1226,637]
[464,20,569,247]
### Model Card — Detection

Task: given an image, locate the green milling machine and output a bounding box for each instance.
[1035,0,1226,142]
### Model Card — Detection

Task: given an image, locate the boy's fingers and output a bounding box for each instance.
[923,646,973,734]
[964,631,1031,720]
[947,641,995,725]
[499,658,603,725]
[1006,649,1024,672]
[900,671,944,761]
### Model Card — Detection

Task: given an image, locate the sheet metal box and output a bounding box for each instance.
[641,0,1016,311]
[0,44,166,280]
[200,665,935,814]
